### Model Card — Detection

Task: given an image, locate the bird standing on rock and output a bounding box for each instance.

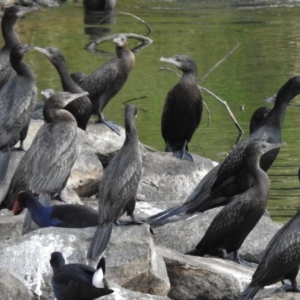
[238,207,300,299]
[34,46,92,130]
[50,252,114,300]
[149,76,300,225]
[19,91,88,232]
[87,104,143,259]
[0,5,37,90]
[160,54,203,162]
[71,34,135,135]
[0,43,36,183]
[186,141,285,267]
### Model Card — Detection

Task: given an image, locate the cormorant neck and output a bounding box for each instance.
[125,119,138,143]
[116,45,128,58]
[181,70,197,83]
[245,154,268,184]
[11,59,34,78]
[52,59,77,92]
[2,17,19,49]
[44,108,77,124]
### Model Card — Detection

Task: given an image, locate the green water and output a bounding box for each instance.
[5,0,300,222]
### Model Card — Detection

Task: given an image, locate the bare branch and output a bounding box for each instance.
[199,43,240,84]
[159,67,181,77]
[123,95,148,105]
[202,100,211,128]
[86,33,153,54]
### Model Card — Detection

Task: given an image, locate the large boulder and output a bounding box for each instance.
[0,224,169,298]
[152,208,282,263]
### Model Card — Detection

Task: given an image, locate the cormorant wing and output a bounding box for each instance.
[198,194,252,247]
[252,211,300,284]
[26,122,77,193]
[98,155,141,224]
[0,78,36,147]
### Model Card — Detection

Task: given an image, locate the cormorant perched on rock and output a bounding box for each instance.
[34,47,92,130]
[160,55,203,162]
[50,252,114,300]
[87,104,142,259]
[186,141,285,266]
[0,5,37,90]
[149,76,300,225]
[13,191,98,228]
[70,34,135,135]
[20,91,88,232]
[238,208,300,299]
[0,43,36,182]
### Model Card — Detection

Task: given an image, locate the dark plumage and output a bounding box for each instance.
[0,43,36,182]
[12,91,88,232]
[87,104,142,259]
[249,106,271,134]
[186,141,285,266]
[34,47,92,130]
[160,55,203,162]
[71,34,135,135]
[50,252,114,300]
[149,76,300,225]
[13,191,98,228]
[0,5,37,90]
[83,0,116,10]
[238,208,300,299]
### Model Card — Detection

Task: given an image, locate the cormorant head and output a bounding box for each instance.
[50,252,65,272]
[245,141,286,159]
[10,43,33,60]
[46,91,89,109]
[41,89,55,103]
[113,34,127,48]
[274,76,300,107]
[12,191,33,215]
[160,55,197,75]
[34,47,66,65]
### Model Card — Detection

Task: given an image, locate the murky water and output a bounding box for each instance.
[4,0,300,222]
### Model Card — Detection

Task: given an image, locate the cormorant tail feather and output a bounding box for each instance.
[87,223,113,259]
[147,205,188,226]
[237,285,260,300]
[0,149,11,182]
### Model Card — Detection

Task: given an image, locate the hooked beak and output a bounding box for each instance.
[16,6,38,18]
[113,36,126,47]
[262,142,286,154]
[62,91,89,107]
[34,47,52,59]
[160,57,181,68]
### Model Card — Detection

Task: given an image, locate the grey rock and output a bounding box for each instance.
[0,224,169,298]
[86,122,125,167]
[136,151,217,218]
[152,208,282,263]
[254,288,300,299]
[0,267,33,300]
[0,151,25,205]
[67,129,103,197]
[157,246,255,300]
[106,285,172,300]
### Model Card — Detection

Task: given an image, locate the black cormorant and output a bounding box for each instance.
[83,0,116,11]
[160,55,203,162]
[238,208,300,299]
[50,252,114,300]
[70,34,135,135]
[186,141,285,266]
[34,47,92,130]
[0,43,36,182]
[149,76,300,225]
[0,5,37,89]
[249,106,271,134]
[20,91,88,231]
[87,104,142,259]
[13,191,99,228]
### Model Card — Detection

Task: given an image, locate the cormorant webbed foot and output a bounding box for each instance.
[173,149,193,162]
[234,251,257,268]
[281,279,300,292]
[11,145,25,152]
[96,112,121,136]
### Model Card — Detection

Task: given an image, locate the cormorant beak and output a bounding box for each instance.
[262,142,286,154]
[160,57,181,68]
[63,91,89,107]
[16,6,38,17]
[12,200,24,215]
[113,36,126,47]
[34,47,52,59]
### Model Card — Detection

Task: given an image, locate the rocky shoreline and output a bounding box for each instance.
[0,119,298,300]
